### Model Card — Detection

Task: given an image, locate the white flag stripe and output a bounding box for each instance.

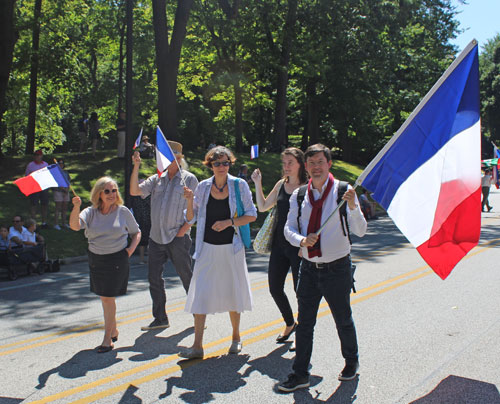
[387,121,480,247]
[31,167,59,189]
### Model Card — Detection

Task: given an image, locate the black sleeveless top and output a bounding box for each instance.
[204,194,234,245]
[273,183,295,248]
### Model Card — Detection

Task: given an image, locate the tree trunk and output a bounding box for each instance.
[117,19,126,112]
[305,79,319,147]
[338,123,352,162]
[234,81,243,152]
[270,0,297,151]
[0,0,17,157]
[152,0,193,140]
[25,0,42,155]
[124,0,133,207]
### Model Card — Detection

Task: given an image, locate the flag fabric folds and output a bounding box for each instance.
[357,41,481,280]
[15,164,70,196]
[133,128,143,150]
[155,126,176,176]
[251,145,259,159]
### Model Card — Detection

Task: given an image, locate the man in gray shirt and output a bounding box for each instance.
[130,141,199,330]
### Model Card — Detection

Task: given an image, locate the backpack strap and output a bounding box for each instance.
[337,181,352,245]
[296,185,308,234]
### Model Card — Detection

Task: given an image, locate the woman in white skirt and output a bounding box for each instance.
[181,146,257,359]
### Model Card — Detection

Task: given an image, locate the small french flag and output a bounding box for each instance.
[250,144,259,159]
[15,164,70,196]
[133,128,143,150]
[155,126,176,176]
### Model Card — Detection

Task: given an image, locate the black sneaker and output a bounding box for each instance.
[141,318,170,331]
[338,362,359,381]
[278,373,310,392]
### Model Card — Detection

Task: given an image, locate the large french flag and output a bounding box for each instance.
[155,126,176,176]
[357,41,480,280]
[15,164,70,196]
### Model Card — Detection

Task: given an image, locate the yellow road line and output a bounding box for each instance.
[28,238,500,404]
[9,237,500,359]
[29,268,434,404]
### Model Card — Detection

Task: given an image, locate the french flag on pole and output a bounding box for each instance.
[133,128,143,150]
[491,142,500,189]
[155,126,176,176]
[357,40,481,280]
[15,164,70,196]
[251,144,259,159]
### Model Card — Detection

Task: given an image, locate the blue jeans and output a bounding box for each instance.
[293,255,358,379]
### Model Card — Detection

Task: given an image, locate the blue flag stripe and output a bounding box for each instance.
[49,164,70,187]
[361,46,479,209]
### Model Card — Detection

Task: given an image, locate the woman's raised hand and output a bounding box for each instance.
[251,168,262,184]
[72,196,82,209]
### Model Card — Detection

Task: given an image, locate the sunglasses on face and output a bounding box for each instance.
[13,220,21,223]
[103,189,118,194]
[212,161,231,167]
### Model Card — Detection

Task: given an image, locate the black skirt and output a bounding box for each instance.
[88,249,129,297]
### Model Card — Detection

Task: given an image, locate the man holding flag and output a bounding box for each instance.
[278,144,367,392]
[130,133,198,331]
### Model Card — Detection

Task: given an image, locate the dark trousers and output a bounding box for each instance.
[268,241,301,326]
[293,255,358,379]
[148,236,193,321]
[482,186,491,211]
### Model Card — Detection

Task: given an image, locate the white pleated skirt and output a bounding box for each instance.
[185,242,253,314]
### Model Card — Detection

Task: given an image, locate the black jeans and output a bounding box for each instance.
[293,255,358,379]
[148,236,193,321]
[268,241,301,326]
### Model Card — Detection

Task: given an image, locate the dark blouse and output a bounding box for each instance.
[204,195,234,245]
[273,183,293,247]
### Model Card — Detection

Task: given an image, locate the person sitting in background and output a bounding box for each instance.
[139,135,154,158]
[53,159,71,230]
[0,225,10,268]
[8,216,45,272]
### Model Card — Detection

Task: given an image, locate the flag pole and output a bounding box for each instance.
[318,40,478,236]
[356,39,478,187]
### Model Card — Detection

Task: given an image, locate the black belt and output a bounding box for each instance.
[303,255,350,269]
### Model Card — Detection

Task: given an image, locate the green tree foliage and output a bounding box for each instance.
[1,0,465,167]
[480,34,500,142]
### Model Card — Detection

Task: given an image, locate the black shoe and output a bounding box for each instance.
[141,318,170,331]
[96,345,113,353]
[278,373,310,392]
[276,323,297,343]
[338,362,359,381]
[488,206,493,212]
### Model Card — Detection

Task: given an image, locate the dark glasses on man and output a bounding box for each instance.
[212,161,231,167]
[13,220,21,223]
[103,189,118,194]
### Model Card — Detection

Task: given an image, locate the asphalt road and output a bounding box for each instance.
[1,190,499,404]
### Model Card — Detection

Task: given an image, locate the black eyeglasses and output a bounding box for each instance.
[13,220,21,223]
[212,161,231,167]
[103,189,118,194]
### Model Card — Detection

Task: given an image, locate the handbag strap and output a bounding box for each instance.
[234,178,244,216]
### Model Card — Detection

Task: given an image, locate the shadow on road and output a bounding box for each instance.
[409,375,500,403]
[36,348,122,390]
[117,327,194,362]
[160,354,250,403]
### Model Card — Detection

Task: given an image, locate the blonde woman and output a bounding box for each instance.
[181,146,257,359]
[70,177,141,353]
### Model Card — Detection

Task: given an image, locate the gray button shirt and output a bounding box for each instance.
[139,169,198,245]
